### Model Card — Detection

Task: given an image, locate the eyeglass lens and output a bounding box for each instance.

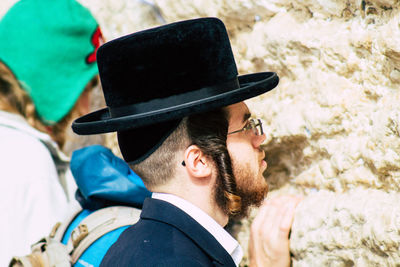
[251,119,263,136]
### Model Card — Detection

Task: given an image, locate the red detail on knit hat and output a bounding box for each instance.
[86,26,104,64]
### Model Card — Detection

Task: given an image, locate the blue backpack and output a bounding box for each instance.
[9,146,151,267]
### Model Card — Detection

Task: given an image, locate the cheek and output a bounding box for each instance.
[227,142,257,166]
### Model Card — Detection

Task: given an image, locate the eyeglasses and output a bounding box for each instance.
[228,118,264,136]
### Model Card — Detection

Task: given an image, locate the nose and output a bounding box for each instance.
[252,132,266,148]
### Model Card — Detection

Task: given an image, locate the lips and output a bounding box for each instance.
[259,150,266,169]
[259,150,265,163]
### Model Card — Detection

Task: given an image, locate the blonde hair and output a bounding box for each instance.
[0,61,96,149]
[0,61,33,116]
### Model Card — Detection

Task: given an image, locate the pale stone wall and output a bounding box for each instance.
[2,0,400,266]
[150,1,400,266]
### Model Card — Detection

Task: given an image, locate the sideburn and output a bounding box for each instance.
[187,108,242,215]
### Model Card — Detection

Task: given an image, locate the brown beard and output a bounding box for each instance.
[214,158,269,220]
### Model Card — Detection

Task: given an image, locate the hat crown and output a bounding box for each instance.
[72,17,279,140]
[97,18,238,109]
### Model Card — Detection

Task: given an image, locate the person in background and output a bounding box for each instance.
[72,18,302,267]
[0,0,102,264]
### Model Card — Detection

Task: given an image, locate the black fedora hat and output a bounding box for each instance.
[72,17,278,162]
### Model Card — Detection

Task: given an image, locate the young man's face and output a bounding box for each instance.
[225,101,269,218]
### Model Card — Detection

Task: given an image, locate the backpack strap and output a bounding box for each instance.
[9,205,140,267]
[51,203,83,242]
[65,206,141,264]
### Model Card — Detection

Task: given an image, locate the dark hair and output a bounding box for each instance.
[187,108,241,215]
[130,108,242,215]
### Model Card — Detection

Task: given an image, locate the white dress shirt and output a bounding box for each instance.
[152,192,243,266]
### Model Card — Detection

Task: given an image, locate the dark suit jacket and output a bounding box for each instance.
[100,198,237,267]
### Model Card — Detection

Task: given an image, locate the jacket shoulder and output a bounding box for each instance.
[101,218,214,266]
[101,199,236,267]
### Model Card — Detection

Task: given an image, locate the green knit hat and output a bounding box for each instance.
[0,0,101,124]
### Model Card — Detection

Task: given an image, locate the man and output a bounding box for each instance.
[73,17,301,266]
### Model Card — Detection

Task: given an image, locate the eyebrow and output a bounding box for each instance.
[243,112,251,123]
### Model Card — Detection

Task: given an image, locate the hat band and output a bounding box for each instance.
[109,78,240,118]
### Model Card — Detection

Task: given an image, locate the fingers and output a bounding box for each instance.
[272,197,299,241]
[248,194,303,267]
[280,198,302,236]
[254,195,302,238]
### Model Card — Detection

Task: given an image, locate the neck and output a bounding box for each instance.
[151,179,229,227]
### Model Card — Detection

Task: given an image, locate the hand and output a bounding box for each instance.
[248,195,302,267]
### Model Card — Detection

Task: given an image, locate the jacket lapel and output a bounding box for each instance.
[140,198,236,266]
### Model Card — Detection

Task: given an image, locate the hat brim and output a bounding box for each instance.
[72,72,278,135]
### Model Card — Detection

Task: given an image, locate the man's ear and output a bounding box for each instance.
[183,145,212,178]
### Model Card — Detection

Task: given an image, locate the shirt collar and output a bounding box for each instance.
[152,192,243,266]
